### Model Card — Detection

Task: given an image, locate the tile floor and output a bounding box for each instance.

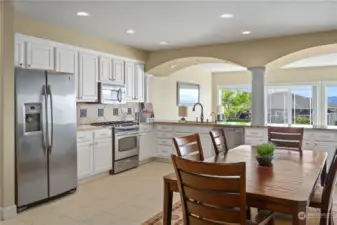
[1,162,179,225]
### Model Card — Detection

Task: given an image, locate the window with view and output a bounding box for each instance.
[325,86,337,126]
[266,86,315,126]
[219,87,252,123]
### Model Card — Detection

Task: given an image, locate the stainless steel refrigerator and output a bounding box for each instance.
[15,68,77,210]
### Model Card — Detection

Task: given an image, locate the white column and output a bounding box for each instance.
[0,0,16,220]
[249,67,266,126]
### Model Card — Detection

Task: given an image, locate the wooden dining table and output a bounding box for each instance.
[163,145,327,225]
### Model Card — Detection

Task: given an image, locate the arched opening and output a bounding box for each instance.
[146,57,247,121]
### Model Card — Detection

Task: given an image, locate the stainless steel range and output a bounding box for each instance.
[91,121,140,174]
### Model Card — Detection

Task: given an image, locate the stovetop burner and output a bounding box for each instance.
[90,121,139,132]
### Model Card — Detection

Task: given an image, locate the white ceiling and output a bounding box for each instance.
[15,0,337,51]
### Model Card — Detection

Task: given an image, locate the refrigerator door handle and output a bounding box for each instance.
[42,85,48,153]
[47,84,54,155]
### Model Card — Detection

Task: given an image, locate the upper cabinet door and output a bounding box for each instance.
[136,63,145,102]
[25,40,54,70]
[125,62,135,101]
[55,47,78,74]
[55,47,78,98]
[15,38,24,68]
[113,59,124,85]
[99,56,113,82]
[78,52,98,102]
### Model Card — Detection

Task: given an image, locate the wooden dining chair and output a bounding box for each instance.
[309,149,337,225]
[173,133,204,161]
[209,128,228,155]
[171,155,274,225]
[268,127,304,155]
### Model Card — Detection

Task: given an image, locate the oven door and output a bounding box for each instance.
[115,133,139,160]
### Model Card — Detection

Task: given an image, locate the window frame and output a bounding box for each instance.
[321,81,337,127]
[264,82,319,127]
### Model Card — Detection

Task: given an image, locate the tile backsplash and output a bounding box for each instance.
[77,103,139,125]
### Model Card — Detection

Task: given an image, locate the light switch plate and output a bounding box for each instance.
[98,109,104,117]
[113,108,119,116]
[80,109,87,118]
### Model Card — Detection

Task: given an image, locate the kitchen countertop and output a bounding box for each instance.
[77,125,113,131]
[152,120,337,130]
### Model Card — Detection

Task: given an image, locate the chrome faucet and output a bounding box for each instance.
[192,103,204,123]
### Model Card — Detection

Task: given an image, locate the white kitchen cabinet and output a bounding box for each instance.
[139,129,156,162]
[135,63,145,102]
[93,138,112,173]
[15,38,24,67]
[25,40,54,70]
[77,141,94,179]
[125,61,135,101]
[200,134,214,158]
[78,52,98,102]
[99,56,113,82]
[55,47,78,97]
[113,59,125,85]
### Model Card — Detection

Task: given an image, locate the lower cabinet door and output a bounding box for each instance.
[77,141,94,179]
[200,135,214,158]
[93,138,113,173]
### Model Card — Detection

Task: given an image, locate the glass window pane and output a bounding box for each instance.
[267,88,289,124]
[326,86,337,126]
[220,88,251,123]
[291,86,313,125]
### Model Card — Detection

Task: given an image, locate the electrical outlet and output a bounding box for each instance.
[113,108,119,116]
[98,109,104,117]
[80,109,87,118]
[127,108,132,115]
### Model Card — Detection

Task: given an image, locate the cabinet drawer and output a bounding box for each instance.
[157,146,173,158]
[245,128,266,138]
[157,132,174,139]
[313,131,337,142]
[156,125,173,132]
[302,141,315,150]
[245,137,264,146]
[157,138,173,146]
[140,124,152,132]
[94,129,112,139]
[77,131,93,143]
[303,131,313,141]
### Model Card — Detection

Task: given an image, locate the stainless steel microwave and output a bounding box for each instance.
[98,82,126,104]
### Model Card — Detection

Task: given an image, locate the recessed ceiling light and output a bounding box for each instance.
[242,31,251,35]
[170,64,178,69]
[126,29,135,35]
[77,12,89,16]
[219,13,233,18]
[159,41,168,45]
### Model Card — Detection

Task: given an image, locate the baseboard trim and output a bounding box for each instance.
[139,158,155,165]
[0,205,17,221]
[154,157,171,163]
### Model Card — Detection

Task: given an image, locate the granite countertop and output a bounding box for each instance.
[152,120,337,130]
[77,125,113,131]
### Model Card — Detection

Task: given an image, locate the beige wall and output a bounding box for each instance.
[146,30,337,74]
[0,0,15,217]
[14,13,147,61]
[148,66,212,121]
[212,66,337,112]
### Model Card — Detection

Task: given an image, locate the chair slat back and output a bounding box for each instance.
[209,129,228,155]
[268,127,304,155]
[173,134,204,161]
[171,155,246,225]
[322,149,337,215]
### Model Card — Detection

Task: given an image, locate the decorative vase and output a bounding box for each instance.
[256,155,273,166]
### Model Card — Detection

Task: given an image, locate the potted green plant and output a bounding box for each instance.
[256,143,275,166]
